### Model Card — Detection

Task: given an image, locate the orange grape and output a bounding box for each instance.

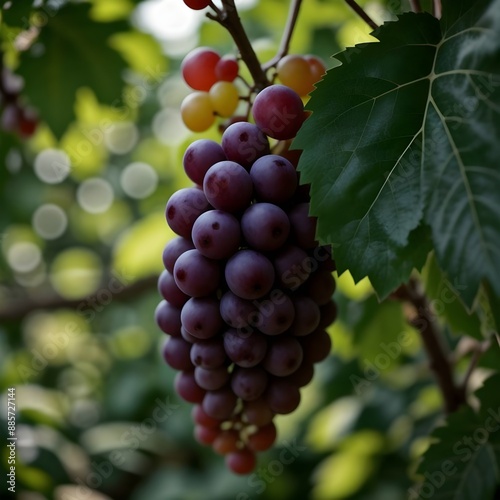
[276,54,315,96]
[181,92,215,132]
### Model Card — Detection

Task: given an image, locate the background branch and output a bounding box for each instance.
[396,278,466,413]
[344,0,378,31]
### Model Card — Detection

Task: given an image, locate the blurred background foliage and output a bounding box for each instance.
[0,1,497,499]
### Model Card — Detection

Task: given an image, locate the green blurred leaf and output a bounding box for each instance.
[412,374,500,499]
[17,3,129,138]
[1,0,34,26]
[295,0,500,305]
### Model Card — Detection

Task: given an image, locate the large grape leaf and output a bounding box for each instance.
[16,3,129,138]
[412,374,500,499]
[294,0,500,304]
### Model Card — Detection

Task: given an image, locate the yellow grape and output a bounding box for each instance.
[276,54,315,97]
[181,92,215,132]
[305,55,327,83]
[209,81,240,117]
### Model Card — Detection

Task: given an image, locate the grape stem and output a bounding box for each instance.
[433,0,442,19]
[396,278,466,414]
[343,0,378,31]
[207,0,270,91]
[262,0,304,70]
[459,339,492,394]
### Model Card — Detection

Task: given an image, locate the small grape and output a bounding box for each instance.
[190,337,227,369]
[209,81,240,117]
[195,366,230,391]
[221,122,270,169]
[289,295,320,336]
[250,155,297,204]
[263,336,303,376]
[181,47,220,91]
[175,371,206,403]
[215,55,239,82]
[203,160,253,213]
[181,91,215,132]
[277,54,315,96]
[192,404,222,428]
[183,0,211,9]
[212,429,241,455]
[286,362,314,387]
[183,139,227,186]
[288,202,317,249]
[265,378,301,414]
[155,300,182,336]
[163,237,195,273]
[303,269,336,305]
[252,292,295,336]
[162,336,193,371]
[223,328,267,367]
[252,84,305,140]
[318,300,338,329]
[195,425,220,445]
[158,270,190,308]
[304,54,327,82]
[181,296,223,339]
[220,291,257,330]
[225,448,256,475]
[247,423,277,452]
[231,366,268,401]
[274,245,311,290]
[173,249,221,297]
[202,387,238,419]
[242,398,274,426]
[300,329,332,364]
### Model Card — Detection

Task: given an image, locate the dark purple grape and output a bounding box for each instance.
[225,250,275,300]
[252,292,295,335]
[162,336,193,370]
[158,270,190,308]
[231,366,268,401]
[202,387,238,419]
[302,269,336,305]
[221,121,270,168]
[242,398,275,426]
[252,84,305,140]
[223,328,267,367]
[174,249,221,297]
[181,326,199,344]
[220,291,257,330]
[265,378,301,414]
[241,203,290,252]
[181,297,223,339]
[175,371,206,403]
[166,187,210,238]
[286,362,314,387]
[183,139,227,185]
[263,336,303,376]
[203,161,253,213]
[190,337,227,369]
[250,155,297,204]
[300,330,332,363]
[192,209,241,259]
[155,300,182,336]
[195,366,230,390]
[288,202,317,249]
[289,296,320,336]
[318,300,338,329]
[162,237,195,273]
[274,245,311,290]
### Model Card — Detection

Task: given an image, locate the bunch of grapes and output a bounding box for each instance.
[0,66,38,138]
[156,76,337,473]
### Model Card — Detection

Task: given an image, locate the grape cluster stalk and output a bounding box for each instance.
[156,2,337,475]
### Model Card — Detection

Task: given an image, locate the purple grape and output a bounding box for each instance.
[190,337,227,369]
[289,296,320,336]
[265,378,301,414]
[203,161,253,213]
[155,300,182,336]
[223,328,267,367]
[175,371,206,403]
[231,366,268,401]
[288,202,317,249]
[252,84,305,140]
[181,326,199,344]
[202,387,238,419]
[191,210,241,259]
[318,300,338,329]
[300,330,332,364]
[162,336,193,371]
[243,398,275,426]
[173,249,221,297]
[303,269,336,305]
[221,121,270,168]
[158,270,190,308]
[166,187,210,238]
[225,250,275,300]
[181,297,223,339]
[241,203,290,252]
[195,366,230,390]
[252,292,295,335]
[220,291,257,330]
[162,237,195,273]
[286,362,314,387]
[263,336,303,376]
[183,139,227,185]
[274,245,311,290]
[250,155,297,204]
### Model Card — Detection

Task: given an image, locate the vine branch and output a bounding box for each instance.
[396,278,466,414]
[208,0,269,91]
[263,0,304,70]
[409,0,422,13]
[344,0,378,31]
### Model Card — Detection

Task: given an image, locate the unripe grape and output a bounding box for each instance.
[215,55,239,82]
[304,54,327,82]
[181,92,215,132]
[277,54,315,96]
[182,47,220,91]
[209,81,240,117]
[184,0,211,10]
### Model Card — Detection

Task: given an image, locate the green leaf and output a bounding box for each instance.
[1,0,34,26]
[16,3,129,138]
[411,374,500,499]
[294,0,500,304]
